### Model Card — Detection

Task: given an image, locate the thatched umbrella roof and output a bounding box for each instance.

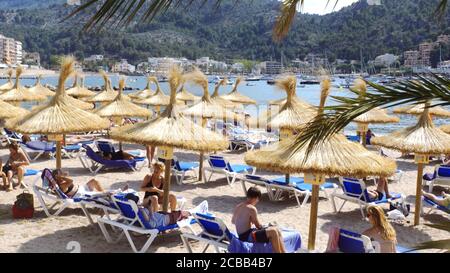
[182,69,238,120]
[211,78,242,109]
[245,78,396,250]
[5,57,109,135]
[128,76,155,99]
[66,75,96,98]
[95,78,151,119]
[176,85,200,102]
[0,100,29,119]
[393,103,450,118]
[269,76,317,130]
[221,77,257,105]
[84,71,120,103]
[371,105,450,155]
[133,78,170,106]
[0,67,47,102]
[28,75,55,97]
[0,69,14,92]
[440,124,450,134]
[110,67,228,152]
[352,79,399,124]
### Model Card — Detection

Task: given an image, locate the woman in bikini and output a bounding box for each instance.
[140,162,177,213]
[52,169,105,198]
[0,142,30,191]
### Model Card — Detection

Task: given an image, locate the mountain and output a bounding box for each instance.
[0,0,64,9]
[0,0,448,66]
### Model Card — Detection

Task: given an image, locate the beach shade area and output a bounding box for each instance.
[128,76,155,100]
[352,79,399,146]
[84,70,120,105]
[221,77,257,105]
[5,57,110,169]
[0,69,14,92]
[245,79,397,250]
[134,78,171,114]
[176,85,200,104]
[28,75,55,97]
[0,66,47,105]
[0,100,29,119]
[393,103,450,118]
[66,74,96,98]
[182,69,238,180]
[371,101,450,225]
[111,66,228,212]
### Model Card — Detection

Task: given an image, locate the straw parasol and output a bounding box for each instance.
[66,74,96,98]
[0,66,47,104]
[28,75,55,97]
[111,66,228,212]
[245,78,396,250]
[176,85,200,104]
[84,70,120,104]
[440,124,450,134]
[182,69,238,181]
[221,77,256,105]
[134,78,170,113]
[0,100,29,119]
[393,103,450,118]
[5,57,110,169]
[0,69,14,92]
[128,76,155,99]
[210,78,239,108]
[371,101,450,225]
[352,79,399,146]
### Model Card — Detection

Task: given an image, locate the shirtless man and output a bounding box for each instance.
[232,187,286,253]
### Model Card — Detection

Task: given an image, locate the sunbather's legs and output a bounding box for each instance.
[265,227,286,253]
[146,145,155,165]
[422,191,446,206]
[0,171,7,190]
[7,170,13,189]
[121,151,134,160]
[149,195,159,213]
[376,177,391,198]
[17,166,26,188]
[169,193,177,211]
[86,179,104,192]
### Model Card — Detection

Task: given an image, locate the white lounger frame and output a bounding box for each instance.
[203,156,256,186]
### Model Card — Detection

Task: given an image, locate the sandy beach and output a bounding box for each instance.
[0,141,448,253]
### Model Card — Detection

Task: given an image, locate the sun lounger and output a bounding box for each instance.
[33,168,119,223]
[158,157,199,185]
[181,213,301,253]
[422,165,450,192]
[330,177,403,219]
[97,194,196,253]
[338,229,380,253]
[79,145,146,174]
[345,135,361,143]
[421,196,450,215]
[95,140,144,158]
[203,155,256,186]
[20,141,82,161]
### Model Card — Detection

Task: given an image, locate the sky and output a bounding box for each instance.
[301,0,359,15]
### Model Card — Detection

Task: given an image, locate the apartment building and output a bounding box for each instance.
[0,35,23,65]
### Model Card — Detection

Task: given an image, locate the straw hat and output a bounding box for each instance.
[66,74,96,98]
[244,78,397,178]
[133,78,170,106]
[393,103,450,118]
[0,100,29,119]
[371,103,450,155]
[128,76,155,99]
[0,69,14,92]
[269,76,317,130]
[0,67,47,102]
[5,57,110,135]
[84,70,120,103]
[182,69,239,120]
[176,85,200,102]
[211,78,242,109]
[28,75,55,97]
[95,78,151,118]
[110,67,228,152]
[352,79,399,124]
[221,77,257,105]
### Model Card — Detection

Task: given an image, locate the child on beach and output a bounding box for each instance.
[363,205,397,253]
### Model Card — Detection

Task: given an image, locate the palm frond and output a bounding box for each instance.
[290,74,450,158]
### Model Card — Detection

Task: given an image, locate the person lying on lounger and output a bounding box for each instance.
[102,150,135,161]
[0,142,30,191]
[52,169,108,199]
[125,193,208,229]
[232,187,286,253]
[422,190,450,209]
[365,177,393,200]
[363,205,397,253]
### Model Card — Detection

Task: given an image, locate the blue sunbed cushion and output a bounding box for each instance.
[24,169,39,176]
[63,144,81,151]
[294,182,336,192]
[338,229,367,253]
[396,245,414,253]
[423,172,436,181]
[227,164,253,173]
[370,193,402,204]
[437,166,450,177]
[177,162,199,171]
[271,176,304,185]
[424,197,450,213]
[228,228,301,253]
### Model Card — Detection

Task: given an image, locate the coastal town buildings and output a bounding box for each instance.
[0,34,23,65]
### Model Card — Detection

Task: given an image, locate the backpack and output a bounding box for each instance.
[12,190,34,219]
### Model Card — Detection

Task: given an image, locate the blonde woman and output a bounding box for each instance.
[140,162,177,212]
[363,206,397,253]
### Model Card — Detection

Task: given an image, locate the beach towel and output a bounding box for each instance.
[227,228,301,253]
[325,226,340,253]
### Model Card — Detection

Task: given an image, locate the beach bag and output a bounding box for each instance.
[12,190,34,219]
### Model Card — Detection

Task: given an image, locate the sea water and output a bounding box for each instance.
[5,75,448,136]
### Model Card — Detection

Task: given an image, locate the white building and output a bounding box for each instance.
[374,54,399,67]
[231,62,244,73]
[112,59,135,73]
[0,34,23,65]
[84,55,104,62]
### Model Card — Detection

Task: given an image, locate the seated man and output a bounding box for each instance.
[422,190,450,209]
[232,187,286,253]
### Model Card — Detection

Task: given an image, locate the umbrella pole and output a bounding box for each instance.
[362,131,367,147]
[56,141,62,169]
[199,117,207,182]
[162,158,172,213]
[414,163,424,226]
[308,184,320,250]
